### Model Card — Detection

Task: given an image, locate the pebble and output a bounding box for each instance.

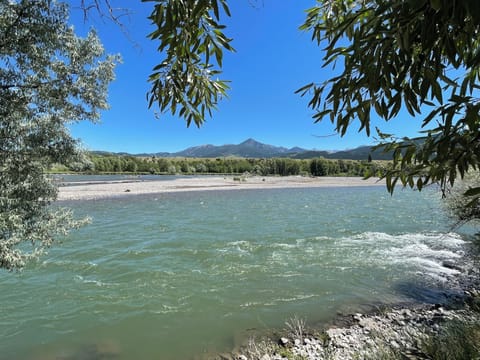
[227,259,480,360]
[353,313,363,321]
[390,340,400,349]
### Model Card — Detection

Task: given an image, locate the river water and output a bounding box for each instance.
[0,184,474,359]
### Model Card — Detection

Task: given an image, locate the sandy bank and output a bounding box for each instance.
[57,176,385,201]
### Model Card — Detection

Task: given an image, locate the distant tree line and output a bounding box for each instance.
[64,154,391,178]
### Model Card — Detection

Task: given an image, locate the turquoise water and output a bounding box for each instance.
[0,186,472,359]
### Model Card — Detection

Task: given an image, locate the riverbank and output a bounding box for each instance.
[224,300,480,360]
[57,176,385,201]
[216,256,480,360]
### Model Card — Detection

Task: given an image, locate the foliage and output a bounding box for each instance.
[297,0,480,201]
[143,0,234,127]
[82,153,388,178]
[444,171,480,225]
[420,319,480,360]
[138,0,480,211]
[284,315,307,342]
[240,337,277,360]
[0,0,118,270]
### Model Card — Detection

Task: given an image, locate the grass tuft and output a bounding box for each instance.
[420,319,480,360]
[285,315,307,341]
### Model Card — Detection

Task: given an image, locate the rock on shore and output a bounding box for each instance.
[217,265,480,360]
[218,299,479,360]
[288,302,479,360]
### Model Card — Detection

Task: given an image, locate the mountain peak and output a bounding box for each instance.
[143,140,387,160]
[240,138,261,146]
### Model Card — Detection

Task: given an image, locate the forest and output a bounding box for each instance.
[60,153,391,178]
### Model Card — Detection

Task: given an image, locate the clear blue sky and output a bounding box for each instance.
[67,1,420,154]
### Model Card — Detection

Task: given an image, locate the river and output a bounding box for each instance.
[0,184,474,359]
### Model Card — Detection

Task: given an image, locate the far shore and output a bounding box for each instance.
[57,175,385,201]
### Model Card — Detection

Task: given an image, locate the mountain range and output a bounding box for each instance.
[95,138,392,161]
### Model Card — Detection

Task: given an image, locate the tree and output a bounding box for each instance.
[297,0,480,200]
[143,0,234,127]
[444,171,480,226]
[144,0,480,209]
[0,0,118,270]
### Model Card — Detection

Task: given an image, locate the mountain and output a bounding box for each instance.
[164,139,391,160]
[92,139,392,160]
[291,146,392,161]
[170,138,308,158]
[329,146,393,161]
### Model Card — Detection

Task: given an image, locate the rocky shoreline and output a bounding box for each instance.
[217,246,480,360]
[282,298,480,360]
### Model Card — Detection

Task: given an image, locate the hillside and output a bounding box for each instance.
[92,139,392,161]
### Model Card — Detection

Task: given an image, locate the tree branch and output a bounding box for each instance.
[76,0,134,41]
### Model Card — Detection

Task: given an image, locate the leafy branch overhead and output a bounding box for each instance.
[144,0,234,127]
[297,0,480,201]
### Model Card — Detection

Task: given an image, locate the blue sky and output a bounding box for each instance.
[67,1,420,154]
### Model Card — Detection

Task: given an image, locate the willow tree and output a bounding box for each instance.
[0,0,118,270]
[144,0,480,207]
[444,172,480,225]
[298,0,480,198]
[143,0,234,127]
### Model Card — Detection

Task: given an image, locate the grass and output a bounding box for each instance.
[241,337,275,359]
[232,292,480,360]
[231,316,309,360]
[276,347,309,360]
[284,315,307,342]
[420,319,480,360]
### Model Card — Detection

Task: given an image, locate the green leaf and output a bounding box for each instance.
[295,83,314,96]
[432,81,443,103]
[464,187,480,197]
[212,0,220,20]
[417,177,423,191]
[146,0,234,125]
